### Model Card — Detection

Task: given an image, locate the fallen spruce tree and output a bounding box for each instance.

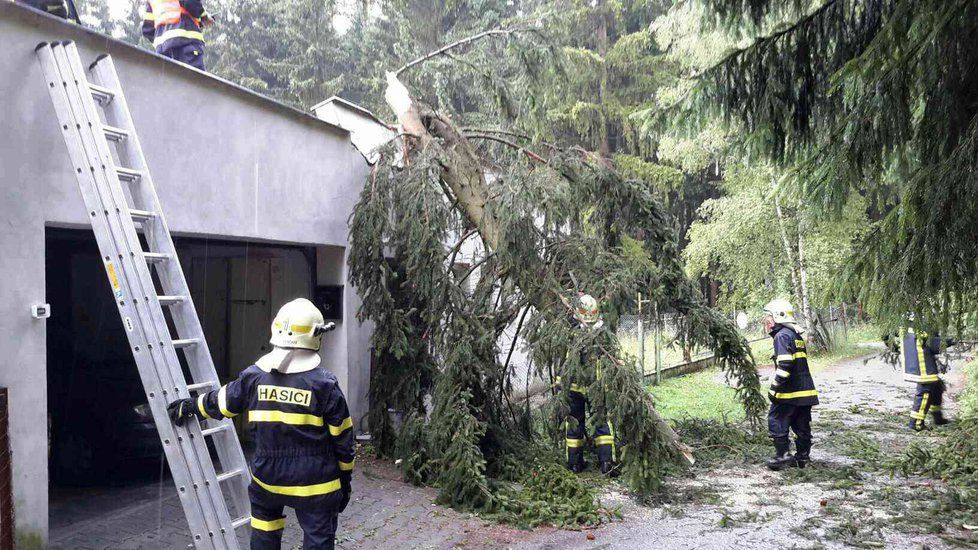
[346,33,765,515]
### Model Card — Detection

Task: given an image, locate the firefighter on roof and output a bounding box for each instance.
[168,298,354,550]
[559,293,618,476]
[763,299,819,471]
[141,0,213,70]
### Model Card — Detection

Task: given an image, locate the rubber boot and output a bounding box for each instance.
[794,438,811,469]
[909,418,925,432]
[933,411,951,426]
[766,437,796,471]
[569,459,587,473]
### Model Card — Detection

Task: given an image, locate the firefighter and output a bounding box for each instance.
[763,298,819,471]
[560,293,618,476]
[900,322,952,431]
[140,0,213,70]
[167,298,354,550]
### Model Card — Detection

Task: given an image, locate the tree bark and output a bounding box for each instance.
[773,194,805,324]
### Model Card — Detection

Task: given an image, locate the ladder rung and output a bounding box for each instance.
[231,516,251,529]
[115,167,142,183]
[172,338,200,349]
[143,252,169,264]
[102,124,128,142]
[217,468,245,483]
[157,295,186,306]
[129,209,155,223]
[186,380,217,392]
[89,82,115,105]
[201,423,232,437]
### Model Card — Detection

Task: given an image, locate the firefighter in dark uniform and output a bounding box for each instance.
[559,293,618,476]
[168,298,354,550]
[141,0,213,70]
[900,323,952,431]
[763,299,819,470]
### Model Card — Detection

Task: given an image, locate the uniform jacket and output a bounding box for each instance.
[901,328,944,384]
[195,365,355,499]
[768,324,819,406]
[141,0,207,51]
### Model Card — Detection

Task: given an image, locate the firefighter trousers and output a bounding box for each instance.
[158,41,206,71]
[911,381,944,429]
[249,482,341,550]
[768,403,812,448]
[565,390,615,469]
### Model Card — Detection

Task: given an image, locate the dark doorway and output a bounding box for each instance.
[45,228,314,492]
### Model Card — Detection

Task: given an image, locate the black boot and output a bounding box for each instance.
[909,418,925,431]
[569,459,587,473]
[766,437,796,471]
[794,438,811,469]
[933,411,951,426]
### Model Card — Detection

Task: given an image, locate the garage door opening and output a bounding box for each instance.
[46,228,313,523]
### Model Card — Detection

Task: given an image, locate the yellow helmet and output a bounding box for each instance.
[270,298,326,351]
[763,298,796,325]
[574,293,601,325]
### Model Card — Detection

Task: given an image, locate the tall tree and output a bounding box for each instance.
[657,0,978,329]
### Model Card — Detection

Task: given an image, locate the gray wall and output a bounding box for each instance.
[0,3,373,542]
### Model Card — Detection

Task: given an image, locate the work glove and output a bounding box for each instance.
[338,476,352,513]
[167,398,197,426]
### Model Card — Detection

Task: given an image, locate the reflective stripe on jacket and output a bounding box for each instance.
[768,325,819,406]
[141,0,206,50]
[196,365,355,496]
[901,328,942,383]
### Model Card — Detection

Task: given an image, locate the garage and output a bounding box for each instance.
[45,228,315,492]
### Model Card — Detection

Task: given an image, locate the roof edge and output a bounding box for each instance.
[4,1,349,137]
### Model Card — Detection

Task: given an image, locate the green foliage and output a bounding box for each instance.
[493,463,613,528]
[348,116,763,509]
[612,154,683,192]
[683,162,869,310]
[663,0,978,330]
[673,417,770,468]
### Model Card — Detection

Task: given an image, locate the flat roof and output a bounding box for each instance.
[3,0,350,137]
[312,95,395,129]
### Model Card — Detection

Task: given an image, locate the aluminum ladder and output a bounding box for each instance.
[36,41,251,548]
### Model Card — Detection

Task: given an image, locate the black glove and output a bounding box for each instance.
[338,476,352,513]
[167,398,197,426]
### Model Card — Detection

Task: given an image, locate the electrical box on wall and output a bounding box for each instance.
[315,285,343,321]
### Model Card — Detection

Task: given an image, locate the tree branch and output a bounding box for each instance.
[396,28,529,76]
[466,133,549,164]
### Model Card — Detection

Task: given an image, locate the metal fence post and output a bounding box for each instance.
[653,305,662,385]
[637,293,645,375]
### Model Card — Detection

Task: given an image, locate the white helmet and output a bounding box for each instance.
[574,293,601,325]
[763,298,796,325]
[270,298,327,351]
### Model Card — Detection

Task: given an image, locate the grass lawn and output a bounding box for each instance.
[651,324,881,422]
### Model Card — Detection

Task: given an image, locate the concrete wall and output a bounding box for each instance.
[0,3,373,542]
